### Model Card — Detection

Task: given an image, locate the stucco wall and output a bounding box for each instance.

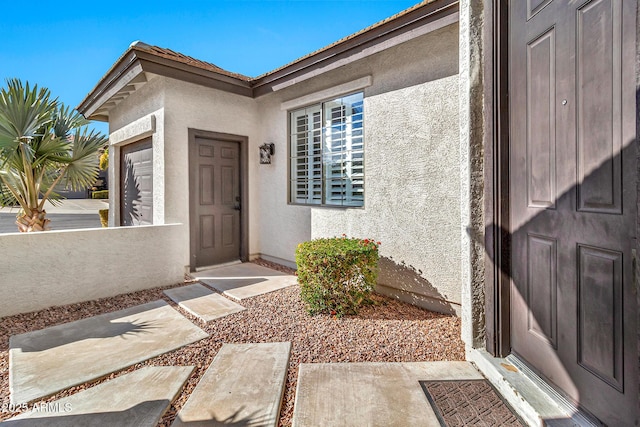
[459,0,487,349]
[256,23,462,313]
[109,76,166,228]
[102,23,463,314]
[163,79,260,268]
[109,75,260,270]
[0,224,184,317]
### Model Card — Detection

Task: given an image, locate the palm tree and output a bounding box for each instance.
[0,78,108,232]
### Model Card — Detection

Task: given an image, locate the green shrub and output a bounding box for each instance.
[98,209,108,227]
[91,190,109,199]
[296,236,380,317]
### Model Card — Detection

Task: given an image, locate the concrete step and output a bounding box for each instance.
[164,284,245,322]
[469,349,599,426]
[292,361,483,427]
[9,300,208,405]
[172,342,291,427]
[3,366,193,427]
[194,263,296,300]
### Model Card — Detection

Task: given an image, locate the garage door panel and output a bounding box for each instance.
[121,139,153,226]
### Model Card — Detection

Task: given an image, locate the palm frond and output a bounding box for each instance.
[52,103,88,140]
[31,132,70,168]
[0,79,57,148]
[0,169,26,209]
[0,79,106,219]
[61,127,108,191]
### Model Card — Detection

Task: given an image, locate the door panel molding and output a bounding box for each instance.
[488,0,638,424]
[189,129,248,271]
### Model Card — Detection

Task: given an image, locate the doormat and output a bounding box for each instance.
[419,380,525,427]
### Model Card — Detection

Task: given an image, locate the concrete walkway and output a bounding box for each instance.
[9,300,207,404]
[173,342,291,427]
[194,263,296,300]
[4,264,502,426]
[3,366,193,427]
[164,284,245,322]
[292,361,484,427]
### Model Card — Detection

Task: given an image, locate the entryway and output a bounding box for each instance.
[498,1,638,425]
[189,130,248,270]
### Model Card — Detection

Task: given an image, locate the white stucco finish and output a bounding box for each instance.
[254,24,462,313]
[0,224,184,317]
[459,0,487,348]
[163,79,259,268]
[109,76,166,227]
[310,74,461,312]
[102,23,462,314]
[108,75,260,270]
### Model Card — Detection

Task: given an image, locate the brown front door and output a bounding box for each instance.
[508,0,637,425]
[190,135,241,268]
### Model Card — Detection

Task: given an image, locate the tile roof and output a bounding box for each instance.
[254,0,440,80]
[128,0,440,83]
[129,42,252,82]
[78,0,453,117]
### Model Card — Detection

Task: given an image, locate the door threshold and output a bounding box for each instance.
[194,260,242,272]
[468,348,601,427]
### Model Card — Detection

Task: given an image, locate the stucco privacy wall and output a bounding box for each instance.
[0,225,183,317]
[256,24,462,313]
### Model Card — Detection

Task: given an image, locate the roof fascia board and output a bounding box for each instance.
[252,0,459,97]
[78,0,458,117]
[77,51,142,117]
[134,51,253,96]
[78,49,253,119]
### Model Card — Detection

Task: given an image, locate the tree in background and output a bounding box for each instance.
[0,79,107,232]
[99,146,109,171]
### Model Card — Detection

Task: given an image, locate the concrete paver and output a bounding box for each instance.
[10,300,208,405]
[164,284,245,322]
[194,263,296,300]
[172,342,291,427]
[2,366,193,427]
[292,361,483,427]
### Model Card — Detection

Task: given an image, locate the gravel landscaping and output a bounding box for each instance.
[0,259,465,426]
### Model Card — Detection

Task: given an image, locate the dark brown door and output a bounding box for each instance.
[508,0,637,424]
[190,136,241,268]
[120,138,153,226]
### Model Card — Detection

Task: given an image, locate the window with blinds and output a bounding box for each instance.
[290,92,364,207]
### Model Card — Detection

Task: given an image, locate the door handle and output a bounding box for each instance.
[233,204,241,211]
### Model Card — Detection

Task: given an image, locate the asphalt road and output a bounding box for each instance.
[0,213,102,233]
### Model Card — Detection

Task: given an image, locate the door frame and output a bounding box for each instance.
[188,129,249,271]
[485,0,511,357]
[485,0,640,362]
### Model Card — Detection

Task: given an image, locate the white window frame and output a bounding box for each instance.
[289,92,364,207]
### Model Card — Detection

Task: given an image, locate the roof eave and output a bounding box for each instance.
[250,0,459,97]
[77,49,253,121]
[77,49,141,120]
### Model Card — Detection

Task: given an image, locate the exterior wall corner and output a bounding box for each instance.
[459,0,487,350]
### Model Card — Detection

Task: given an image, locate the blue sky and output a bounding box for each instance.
[1,0,418,134]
